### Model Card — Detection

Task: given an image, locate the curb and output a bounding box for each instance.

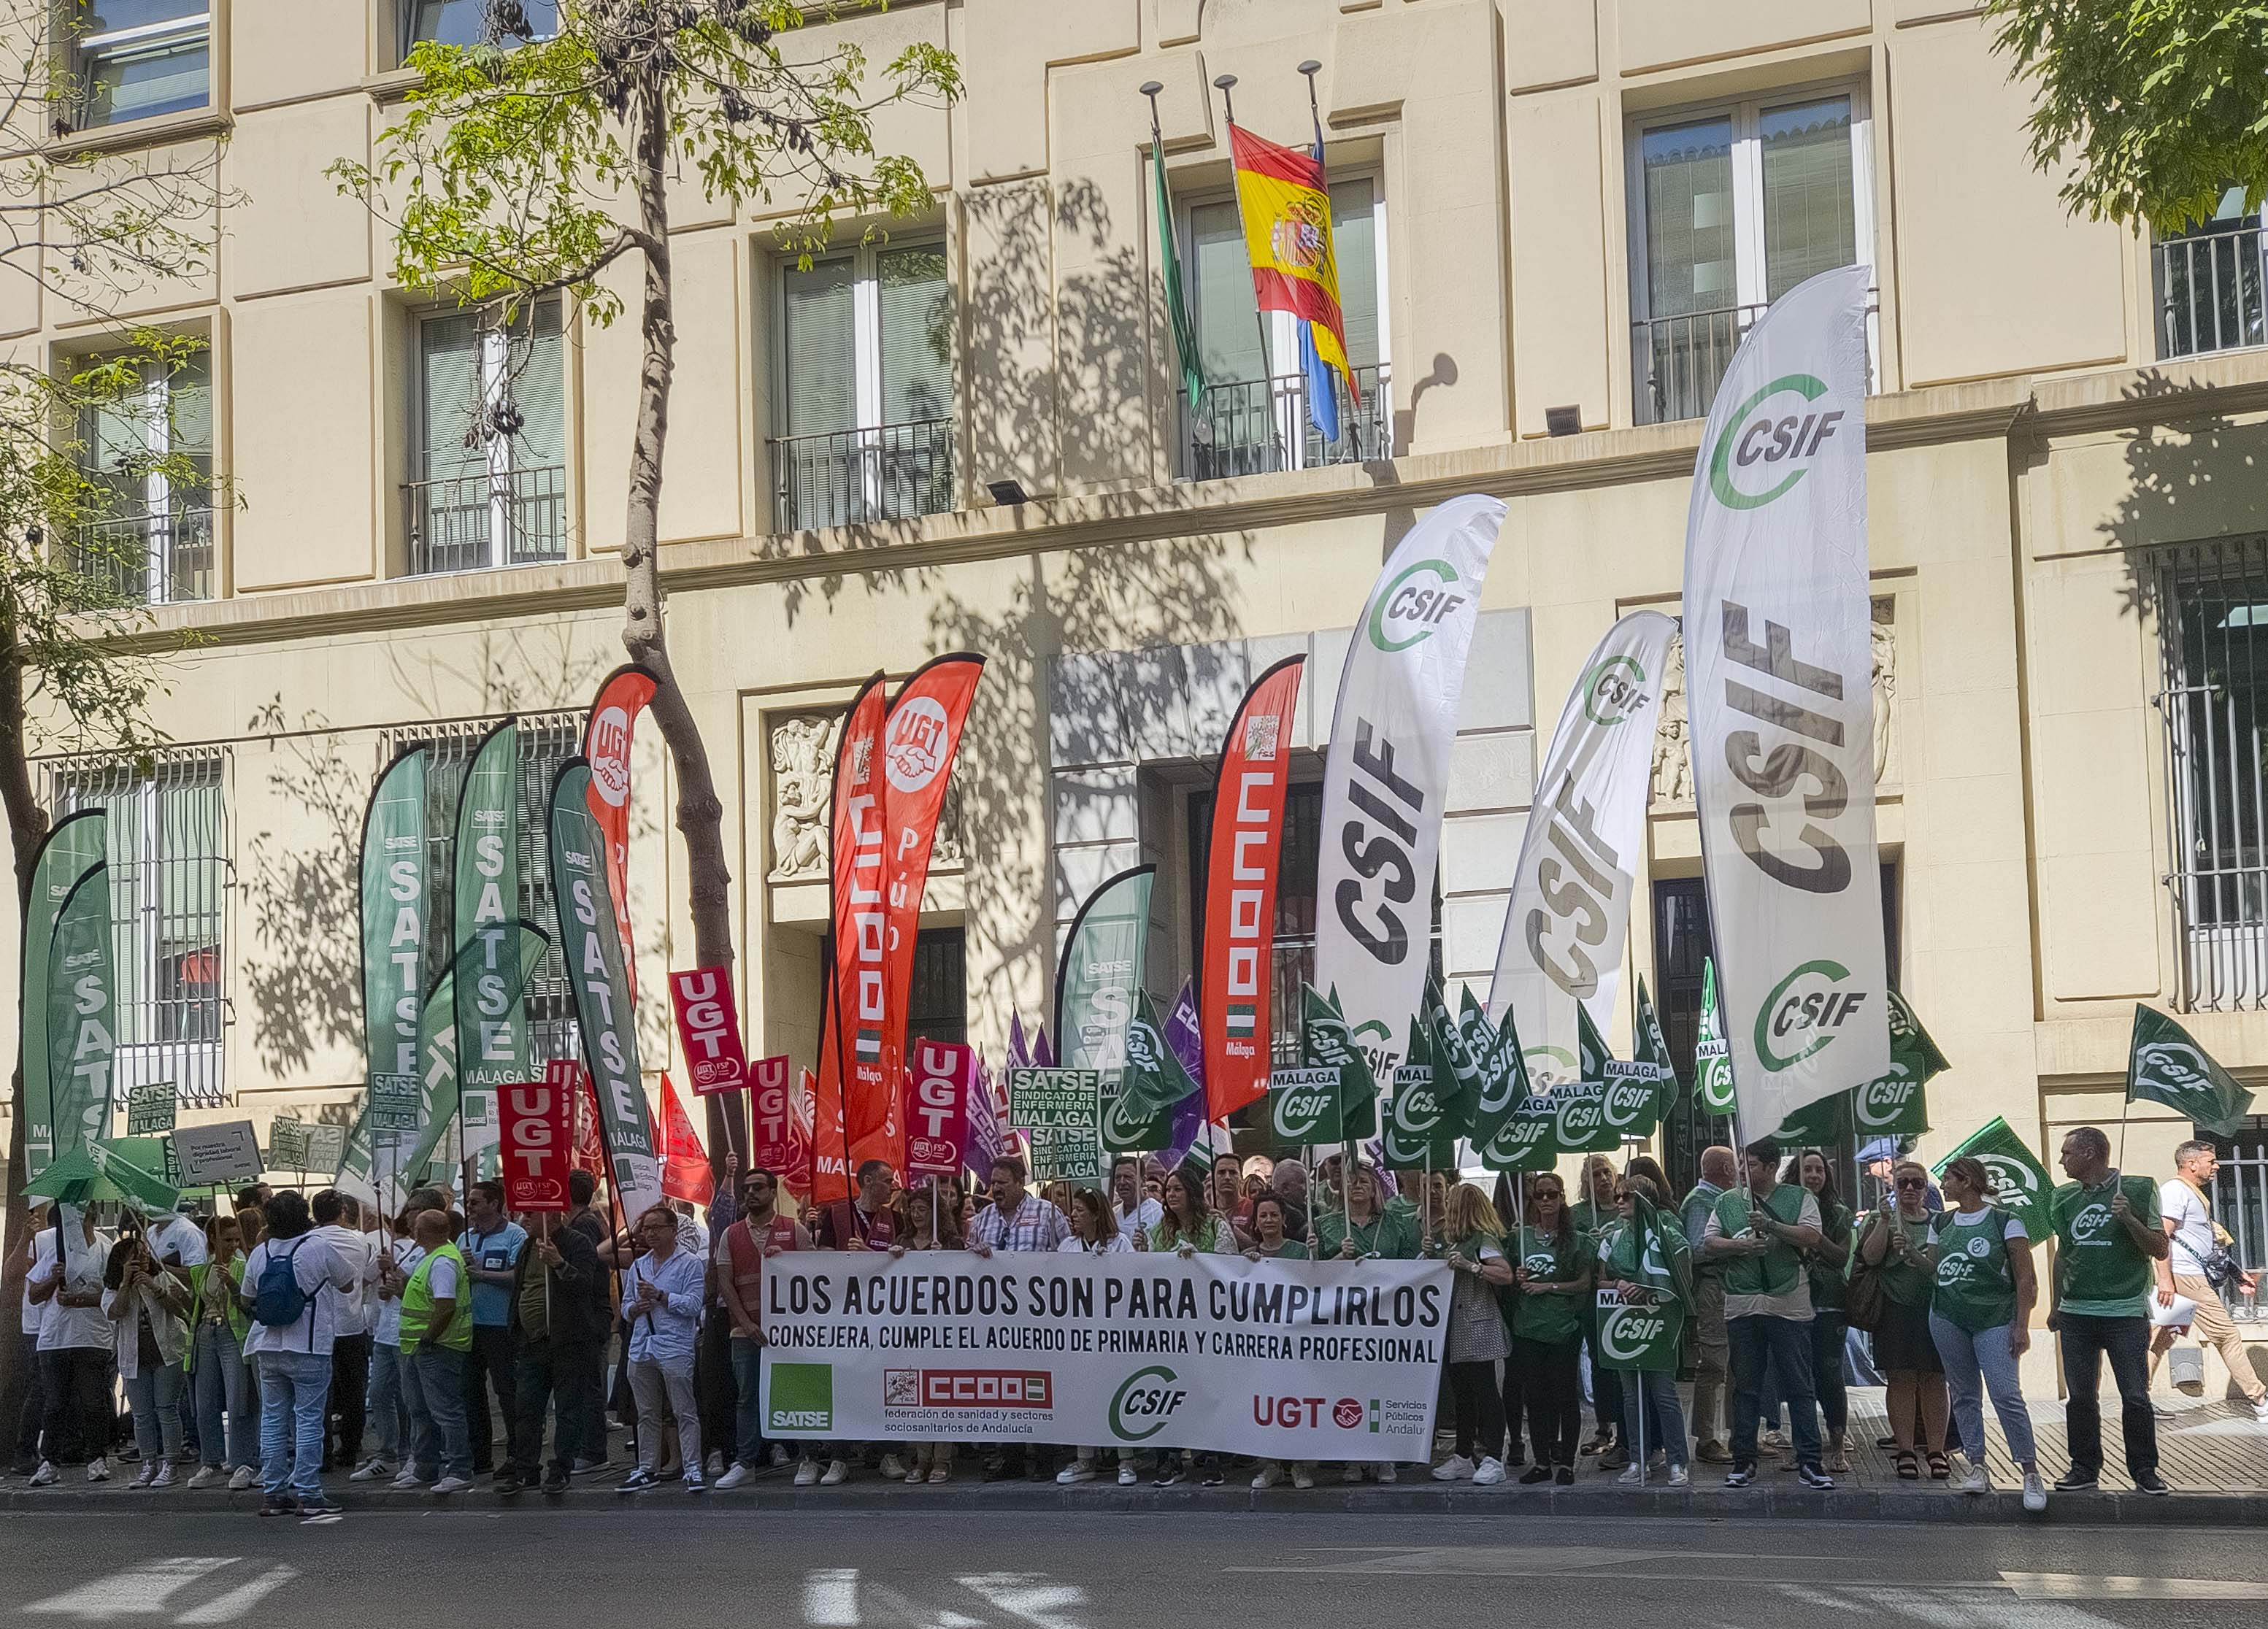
[6,1479,2265,1525]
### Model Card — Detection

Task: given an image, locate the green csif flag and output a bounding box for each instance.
[453,721,530,1172]
[2128,1004,2256,1136]
[47,864,118,1168]
[1150,125,1206,412]
[1588,1004,1661,1141]
[1385,1018,1458,1172]
[1931,1115,2053,1239]
[1481,1094,1557,1174]
[89,1137,181,1216]
[1114,988,1199,1125]
[22,810,107,1179]
[1772,990,1945,1145]
[1595,1186,1691,1373]
[1633,977,1679,1121]
[1695,957,1736,1117]
[1298,983,1380,1144]
[1471,1001,1533,1152]
[1421,977,1482,1140]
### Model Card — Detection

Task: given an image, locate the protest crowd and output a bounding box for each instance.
[9,1112,2241,1520]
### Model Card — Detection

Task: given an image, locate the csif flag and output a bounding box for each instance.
[1421,977,1483,1142]
[1117,989,1202,1121]
[1684,264,1888,1133]
[1633,977,1680,1121]
[2128,1004,2256,1136]
[452,721,532,1169]
[1588,1005,1662,1142]
[1490,612,1677,1090]
[1297,982,1380,1144]
[823,673,889,1201]
[1596,1187,1690,1374]
[581,664,657,996]
[22,809,107,1178]
[1472,1001,1535,1155]
[1200,655,1304,1122]
[1773,989,1945,1144]
[1384,1017,1458,1172]
[1931,1115,2053,1239]
[1315,495,1505,1079]
[1695,957,1736,1116]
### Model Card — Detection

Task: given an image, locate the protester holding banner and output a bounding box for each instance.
[717,1168,810,1490]
[102,1215,191,1486]
[185,1214,255,1489]
[966,1156,1069,1481]
[618,1204,707,1494]
[1858,1160,1950,1479]
[1928,1156,2045,1509]
[1142,1169,1237,1258]
[1056,1190,1137,1489]
[1679,1147,1737,1466]
[2050,1126,2169,1495]
[1244,1195,1307,1262]
[1794,1152,1855,1474]
[1315,1163,1418,1262]
[1430,1184,1514,1486]
[1111,1158,1162,1242]
[505,1211,608,1495]
[1705,1139,1832,1489]
[893,1182,961,1485]
[1510,1172,1593,1487]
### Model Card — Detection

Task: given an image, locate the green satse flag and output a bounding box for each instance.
[1472,1001,1531,1151]
[1150,128,1206,412]
[93,1136,180,1214]
[2128,1004,2256,1136]
[351,746,429,1208]
[1931,1114,2053,1239]
[1586,1004,1661,1141]
[1385,1018,1458,1171]
[1056,866,1153,1098]
[1696,957,1736,1116]
[402,925,548,1185]
[453,723,529,1172]
[1300,983,1380,1144]
[1115,988,1199,1122]
[1596,1187,1689,1373]
[1633,976,1679,1121]
[47,865,117,1166]
[23,811,107,1179]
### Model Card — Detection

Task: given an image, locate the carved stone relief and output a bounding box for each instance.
[767,707,966,882]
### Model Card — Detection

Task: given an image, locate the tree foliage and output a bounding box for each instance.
[1988,0,2268,231]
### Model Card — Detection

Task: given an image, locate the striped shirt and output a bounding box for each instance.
[969,1195,1072,1254]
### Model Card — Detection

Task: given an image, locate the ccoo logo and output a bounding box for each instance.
[1707,372,1846,511]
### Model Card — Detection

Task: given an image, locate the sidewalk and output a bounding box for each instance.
[8,1388,2267,1524]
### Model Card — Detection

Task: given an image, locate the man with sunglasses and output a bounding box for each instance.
[714,1168,810,1490]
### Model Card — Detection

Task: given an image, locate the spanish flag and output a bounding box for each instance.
[1229,123,1360,407]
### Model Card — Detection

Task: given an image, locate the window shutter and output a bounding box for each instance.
[1191,199,1265,386]
[877,247,950,427]
[1640,116,1736,319]
[1329,178,1379,371]
[169,353,212,487]
[782,258,857,437]
[508,299,567,470]
[419,311,484,478]
[1759,96,1856,304]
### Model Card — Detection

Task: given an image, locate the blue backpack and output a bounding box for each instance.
[251,1241,310,1328]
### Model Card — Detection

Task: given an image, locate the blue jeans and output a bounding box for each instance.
[1729,1314,1821,1471]
[729,1336,766,1469]
[366,1344,410,1460]
[404,1342,472,1481]
[255,1350,333,1499]
[123,1362,185,1466]
[1931,1312,2037,1468]
[191,1323,255,1470]
[1618,1368,1688,1470]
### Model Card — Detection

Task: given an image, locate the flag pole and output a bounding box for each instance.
[1212,72,1279,425]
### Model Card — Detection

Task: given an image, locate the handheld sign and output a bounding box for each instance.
[172,1120,262,1186]
[904,1041,975,1180]
[748,1054,794,1172]
[125,1082,177,1137]
[499,1077,573,1211]
[669,966,750,1096]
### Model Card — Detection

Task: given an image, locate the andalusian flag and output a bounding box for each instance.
[1229,123,1358,412]
[1150,126,1205,412]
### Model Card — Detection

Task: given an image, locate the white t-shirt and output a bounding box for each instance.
[1115,1196,1164,1239]
[20,1227,55,1339]
[2159,1179,2215,1277]
[313,1225,375,1338]
[31,1225,114,1352]
[1059,1233,1134,1255]
[1944,1206,2028,1243]
[372,1240,424,1347]
[423,1252,461,1301]
[147,1214,208,1268]
[239,1233,358,1358]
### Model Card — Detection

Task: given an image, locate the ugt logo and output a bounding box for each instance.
[1707,373,1846,510]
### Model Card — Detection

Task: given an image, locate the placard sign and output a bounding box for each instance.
[1007,1067,1101,1129]
[669,966,751,1097]
[904,1041,974,1180]
[172,1120,264,1186]
[125,1082,177,1136]
[306,1124,347,1174]
[369,1073,422,1133]
[269,1117,310,1171]
[748,1053,793,1172]
[499,1077,574,1211]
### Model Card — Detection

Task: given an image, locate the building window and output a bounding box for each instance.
[69,348,213,604]
[1627,85,1876,425]
[2206,1122,2268,1273]
[46,747,228,1109]
[381,713,583,1061]
[770,243,953,531]
[2156,539,2268,1012]
[1183,174,1391,478]
[406,299,567,576]
[2153,188,2268,360]
[72,0,209,130]
[401,0,558,54]
[905,928,967,1046]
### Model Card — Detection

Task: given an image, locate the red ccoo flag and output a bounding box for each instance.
[822,674,889,1202]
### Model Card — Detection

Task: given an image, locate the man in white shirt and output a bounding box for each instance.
[9,1204,53,1474]
[2149,1139,2268,1419]
[355,1211,426,1482]
[1111,1157,1163,1241]
[28,1206,115,1484]
[312,1190,377,1474]
[240,1191,360,1515]
[147,1206,209,1271]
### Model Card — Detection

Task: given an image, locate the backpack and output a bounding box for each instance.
[250,1241,310,1328]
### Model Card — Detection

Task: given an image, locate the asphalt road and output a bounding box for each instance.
[3,1511,2265,1627]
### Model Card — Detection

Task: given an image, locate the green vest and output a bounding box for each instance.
[1678,1181,1726,1279]
[399,1243,473,1352]
[1510,1224,1594,1344]
[2052,1174,2159,1318]
[1715,1185,1806,1300]
[183,1260,248,1368]
[1930,1206,2018,1333]
[1870,1211,1937,1306]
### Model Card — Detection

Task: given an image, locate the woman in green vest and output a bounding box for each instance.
[1596,1173,1691,1486]
[184,1214,255,1489]
[1568,1154,1624,1464]
[1857,1160,1950,1479]
[1796,1151,1855,1473]
[1508,1171,1594,1486]
[1929,1155,2045,1510]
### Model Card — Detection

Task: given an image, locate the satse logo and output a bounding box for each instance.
[1707,373,1845,511]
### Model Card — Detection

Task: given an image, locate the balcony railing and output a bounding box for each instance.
[769,419,953,532]
[1634,288,1879,426]
[403,461,566,577]
[1185,362,1391,481]
[69,506,215,604]
[2156,219,2268,360]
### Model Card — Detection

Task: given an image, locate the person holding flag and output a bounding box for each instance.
[2048,1125,2169,1495]
[1429,1183,1514,1487]
[1509,1171,1594,1487]
[1857,1160,1950,1480]
[1704,1138,1833,1490]
[1597,1172,1693,1487]
[1929,1156,2047,1510]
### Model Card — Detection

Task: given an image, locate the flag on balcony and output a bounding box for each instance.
[1150,126,1207,412]
[1229,122,1359,422]
[1297,115,1343,446]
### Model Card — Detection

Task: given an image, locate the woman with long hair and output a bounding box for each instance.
[104,1213,191,1486]
[1930,1156,2045,1509]
[185,1214,256,1489]
[1430,1184,1515,1485]
[1142,1168,1236,1258]
[1510,1172,1594,1485]
[1858,1159,1950,1479]
[1315,1161,1420,1262]
[1569,1153,1625,1466]
[1597,1173,1691,1487]
[1056,1188,1137,1489]
[1796,1150,1855,1471]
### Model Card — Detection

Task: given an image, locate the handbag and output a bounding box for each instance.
[1844,1261,1886,1331]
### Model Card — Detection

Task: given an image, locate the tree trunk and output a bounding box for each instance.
[617,74,741,1176]
[0,618,45,1448]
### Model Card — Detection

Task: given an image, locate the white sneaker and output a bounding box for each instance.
[704,1450,724,1476]
[1430,1454,1475,1482]
[1669,1465,1690,1487]
[879,1454,909,1481]
[1056,1460,1096,1484]
[1291,1465,1315,1490]
[228,1466,256,1492]
[431,1474,470,1495]
[1377,1464,1396,1484]
[1615,1463,1645,1487]
[85,1457,109,1483]
[1342,1463,1364,1484]
[1956,1458,1989,1495]
[187,1466,222,1490]
[1118,1462,1139,1486]
[1250,1462,1285,1490]
[150,1462,173,1489]
[820,1459,849,1487]
[132,1462,158,1488]
[2022,1469,2048,1512]
[683,1470,705,1495]
[2253,1397,2268,1423]
[715,1463,750,1490]
[793,1460,820,1487]
[389,1468,421,1490]
[350,1457,392,1482]
[28,1461,56,1487]
[770,1444,792,1467]
[2153,1402,2177,1420]
[1472,1457,1506,1487]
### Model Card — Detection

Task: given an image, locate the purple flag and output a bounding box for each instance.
[1007,1014,1031,1072]
[1034,1025,1056,1068]
[1163,979,1208,1169]
[965,1055,1002,1178]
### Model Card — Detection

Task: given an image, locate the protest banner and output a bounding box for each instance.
[758,1252,1448,1460]
[269,1117,310,1172]
[1026,1125,1102,1183]
[172,1120,263,1186]
[499,1076,574,1211]
[749,1054,794,1171]
[1007,1067,1101,1129]
[369,1073,421,1133]
[671,966,750,1096]
[126,1082,177,1136]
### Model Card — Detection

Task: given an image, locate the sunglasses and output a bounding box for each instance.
[1895,1176,1926,1190]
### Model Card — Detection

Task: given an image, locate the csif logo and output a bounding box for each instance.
[1553,1085,1603,1142]
[1754,960,1869,1071]
[1581,653,1653,728]
[1366,559,1467,652]
[1707,373,1845,510]
[1269,1069,1338,1143]
[2069,1204,2111,1244]
[1854,1075,1918,1130]
[1109,1366,1188,1442]
[1484,1110,1549,1166]
[2135,1040,2215,1095]
[1977,1154,2041,1212]
[1597,1305,1668,1366]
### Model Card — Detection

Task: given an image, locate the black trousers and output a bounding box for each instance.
[464,1324,518,1474]
[14,1333,47,1470]
[1448,1360,1507,1462]
[1497,1328,1526,1462]
[1583,1315,1623,1438]
[327,1332,370,1468]
[37,1348,110,1466]
[510,1339,604,1477]
[2060,1312,2156,1479]
[695,1314,734,1466]
[1514,1336,1582,1469]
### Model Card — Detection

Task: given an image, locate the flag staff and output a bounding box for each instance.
[1210,72,1280,417]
